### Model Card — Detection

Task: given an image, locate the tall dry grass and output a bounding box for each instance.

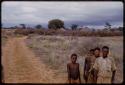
[25,35,123,83]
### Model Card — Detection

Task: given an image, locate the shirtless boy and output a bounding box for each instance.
[84,49,96,83]
[67,54,81,84]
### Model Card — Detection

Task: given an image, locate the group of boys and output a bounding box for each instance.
[67,46,116,84]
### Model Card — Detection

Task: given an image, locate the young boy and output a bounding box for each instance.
[84,49,95,83]
[84,48,100,83]
[93,46,116,84]
[93,47,101,83]
[67,54,81,84]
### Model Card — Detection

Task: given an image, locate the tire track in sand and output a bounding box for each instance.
[2,37,66,83]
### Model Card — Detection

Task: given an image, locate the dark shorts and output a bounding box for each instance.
[70,74,79,80]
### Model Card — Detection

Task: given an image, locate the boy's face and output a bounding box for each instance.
[90,51,94,56]
[71,56,77,63]
[94,50,100,57]
[102,48,109,57]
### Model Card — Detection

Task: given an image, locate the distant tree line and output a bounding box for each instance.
[2,19,123,36]
[2,19,123,31]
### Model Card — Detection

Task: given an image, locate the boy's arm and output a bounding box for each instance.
[93,59,98,82]
[93,68,98,82]
[67,64,71,83]
[1,65,4,83]
[83,58,87,80]
[111,70,116,83]
[111,58,116,83]
[78,64,81,83]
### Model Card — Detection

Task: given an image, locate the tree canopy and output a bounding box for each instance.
[48,19,64,30]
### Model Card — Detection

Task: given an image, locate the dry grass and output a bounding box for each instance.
[25,35,123,83]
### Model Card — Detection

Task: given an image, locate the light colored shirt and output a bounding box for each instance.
[93,56,116,78]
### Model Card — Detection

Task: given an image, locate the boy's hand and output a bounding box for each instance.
[2,79,5,83]
[111,70,116,84]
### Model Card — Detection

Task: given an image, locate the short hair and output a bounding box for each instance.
[94,47,100,51]
[90,49,94,52]
[71,53,77,58]
[102,46,109,50]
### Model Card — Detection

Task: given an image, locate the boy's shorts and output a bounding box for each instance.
[71,78,80,84]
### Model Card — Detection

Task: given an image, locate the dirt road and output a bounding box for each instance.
[2,37,66,83]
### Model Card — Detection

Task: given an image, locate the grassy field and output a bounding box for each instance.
[25,35,123,83]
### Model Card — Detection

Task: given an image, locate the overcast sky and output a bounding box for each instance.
[2,1,123,28]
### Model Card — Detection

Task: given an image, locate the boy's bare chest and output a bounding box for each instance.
[69,64,79,70]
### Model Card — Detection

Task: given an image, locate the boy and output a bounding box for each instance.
[67,54,81,84]
[84,48,100,83]
[94,47,101,58]
[83,49,95,83]
[93,46,116,84]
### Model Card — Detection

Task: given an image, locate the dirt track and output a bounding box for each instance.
[2,37,66,83]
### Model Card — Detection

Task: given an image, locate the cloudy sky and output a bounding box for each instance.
[2,1,123,28]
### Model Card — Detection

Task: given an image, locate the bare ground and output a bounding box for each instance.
[2,37,66,83]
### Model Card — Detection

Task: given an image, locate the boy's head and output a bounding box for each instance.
[71,53,77,63]
[89,49,94,56]
[102,46,109,58]
[94,47,100,58]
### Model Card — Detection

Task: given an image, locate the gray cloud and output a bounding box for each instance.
[2,1,123,28]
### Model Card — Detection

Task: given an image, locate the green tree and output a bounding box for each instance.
[48,19,64,30]
[104,22,111,29]
[35,24,42,29]
[118,27,123,31]
[20,24,26,29]
[71,24,78,30]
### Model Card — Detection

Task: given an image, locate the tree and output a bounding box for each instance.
[20,24,26,29]
[2,23,3,28]
[14,26,19,29]
[104,22,111,29]
[35,25,42,29]
[118,27,123,31]
[48,19,64,30]
[71,24,78,30]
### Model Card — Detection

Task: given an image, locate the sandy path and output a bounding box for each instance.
[2,37,66,83]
